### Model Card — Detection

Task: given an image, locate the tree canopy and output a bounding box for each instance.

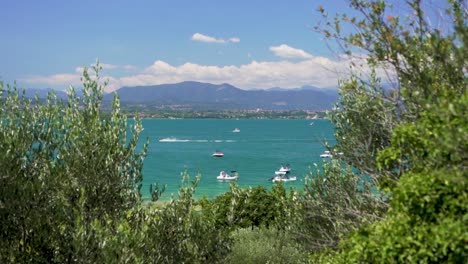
[313,0,467,262]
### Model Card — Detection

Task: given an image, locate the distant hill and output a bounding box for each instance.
[106,81,338,110]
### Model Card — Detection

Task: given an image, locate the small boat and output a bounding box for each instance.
[275,164,291,175]
[217,170,238,180]
[212,151,224,157]
[232,128,240,133]
[319,151,333,158]
[271,164,296,182]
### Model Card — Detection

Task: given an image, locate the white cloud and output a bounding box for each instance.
[191,33,240,44]
[21,73,82,87]
[75,63,136,73]
[123,64,137,70]
[100,63,119,69]
[192,33,226,43]
[269,44,313,59]
[20,52,387,93]
[21,73,121,93]
[118,55,364,90]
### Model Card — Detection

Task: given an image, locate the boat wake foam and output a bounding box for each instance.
[159,137,236,143]
[158,137,190,142]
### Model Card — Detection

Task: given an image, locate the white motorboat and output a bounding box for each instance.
[275,164,291,175]
[271,164,296,182]
[319,151,333,158]
[212,151,224,157]
[232,128,240,133]
[217,170,238,180]
[319,150,343,158]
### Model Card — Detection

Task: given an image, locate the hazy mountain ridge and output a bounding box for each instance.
[107,81,338,110]
[22,81,338,110]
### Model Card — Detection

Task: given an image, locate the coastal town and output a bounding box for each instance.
[126,109,328,119]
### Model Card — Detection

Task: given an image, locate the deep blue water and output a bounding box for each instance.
[139,119,335,200]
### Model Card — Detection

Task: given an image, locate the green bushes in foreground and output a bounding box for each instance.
[292,161,387,253]
[0,66,147,262]
[2,1,466,261]
[68,174,232,263]
[321,91,468,263]
[226,228,308,264]
[0,63,392,262]
[198,182,295,230]
[0,66,232,263]
[310,0,468,262]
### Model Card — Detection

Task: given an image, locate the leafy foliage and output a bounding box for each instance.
[292,160,386,253]
[199,182,295,230]
[0,66,231,263]
[226,228,308,264]
[72,173,232,263]
[322,0,466,184]
[0,65,147,262]
[329,73,397,181]
[327,92,467,263]
[312,0,468,262]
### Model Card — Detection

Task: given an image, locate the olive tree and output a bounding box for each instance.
[293,161,386,253]
[309,0,467,262]
[0,64,148,262]
[320,0,466,184]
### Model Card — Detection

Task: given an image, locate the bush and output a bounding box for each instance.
[199,182,295,230]
[311,0,467,262]
[328,90,468,263]
[226,228,308,264]
[0,65,147,262]
[292,160,386,253]
[73,173,232,263]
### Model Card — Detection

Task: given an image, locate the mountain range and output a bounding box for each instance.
[104,81,338,110]
[23,81,338,110]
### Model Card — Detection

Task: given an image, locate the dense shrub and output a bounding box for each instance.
[0,65,147,262]
[0,66,232,263]
[292,160,386,253]
[312,0,467,262]
[198,182,295,230]
[71,174,232,263]
[226,228,308,264]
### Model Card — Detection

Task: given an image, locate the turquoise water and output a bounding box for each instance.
[139,119,335,200]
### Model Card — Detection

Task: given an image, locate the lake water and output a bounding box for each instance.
[139,119,335,200]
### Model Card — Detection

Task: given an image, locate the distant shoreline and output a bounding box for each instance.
[124,110,329,120]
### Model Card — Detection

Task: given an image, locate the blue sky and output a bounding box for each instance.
[2,0,376,92]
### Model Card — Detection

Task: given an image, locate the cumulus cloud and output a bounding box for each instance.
[75,63,136,73]
[21,62,136,92]
[21,73,82,87]
[191,33,226,43]
[100,63,119,69]
[269,44,313,59]
[118,55,366,90]
[20,52,387,93]
[191,33,240,44]
[123,64,137,70]
[20,72,122,92]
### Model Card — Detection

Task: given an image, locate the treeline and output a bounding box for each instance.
[1,0,466,263]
